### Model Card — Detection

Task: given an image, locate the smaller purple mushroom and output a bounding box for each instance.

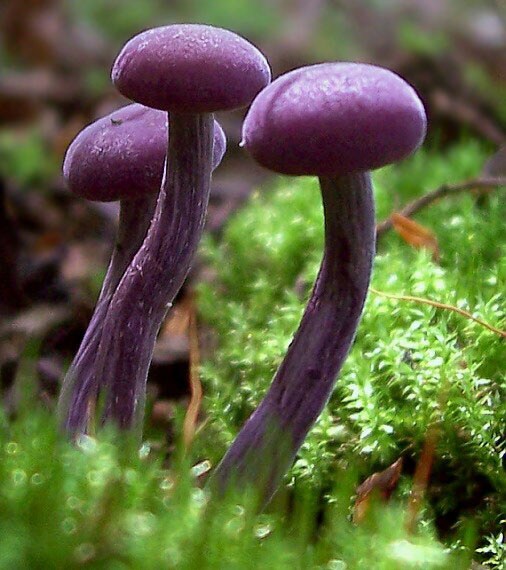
[57,103,226,436]
[210,63,427,504]
[94,24,271,431]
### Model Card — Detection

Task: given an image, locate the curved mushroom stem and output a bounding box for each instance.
[209,172,375,505]
[57,193,158,434]
[93,112,214,431]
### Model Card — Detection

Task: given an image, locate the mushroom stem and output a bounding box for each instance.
[210,172,375,504]
[58,193,157,434]
[95,112,214,431]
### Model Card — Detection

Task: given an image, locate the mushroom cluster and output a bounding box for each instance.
[58,25,426,506]
[58,24,271,435]
[58,104,226,435]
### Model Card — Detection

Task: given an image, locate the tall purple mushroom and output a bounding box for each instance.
[210,63,427,503]
[58,103,226,436]
[93,24,270,431]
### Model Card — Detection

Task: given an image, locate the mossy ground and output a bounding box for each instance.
[198,140,505,567]
[1,140,504,568]
[0,404,473,569]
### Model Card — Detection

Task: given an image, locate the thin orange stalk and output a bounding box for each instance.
[369,287,506,338]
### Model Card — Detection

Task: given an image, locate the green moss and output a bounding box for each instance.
[0,402,468,569]
[0,128,57,188]
[69,0,280,45]
[69,0,168,42]
[397,22,449,56]
[1,140,503,567]
[199,140,505,567]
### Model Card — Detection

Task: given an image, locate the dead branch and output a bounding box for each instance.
[376,176,506,238]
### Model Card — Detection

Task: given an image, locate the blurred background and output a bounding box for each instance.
[0,0,504,414]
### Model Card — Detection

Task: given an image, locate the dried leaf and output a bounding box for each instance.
[153,297,191,365]
[182,291,203,450]
[391,212,440,261]
[406,427,438,533]
[161,297,192,337]
[353,457,403,523]
[151,399,176,428]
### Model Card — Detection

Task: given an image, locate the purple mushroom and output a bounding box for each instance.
[92,24,270,431]
[210,63,427,503]
[58,103,226,436]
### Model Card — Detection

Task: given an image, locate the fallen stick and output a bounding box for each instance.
[376,176,506,238]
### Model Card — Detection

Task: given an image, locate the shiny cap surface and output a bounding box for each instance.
[242,63,427,176]
[112,24,271,113]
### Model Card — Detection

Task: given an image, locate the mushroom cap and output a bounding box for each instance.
[63,103,226,202]
[242,63,427,176]
[111,24,271,113]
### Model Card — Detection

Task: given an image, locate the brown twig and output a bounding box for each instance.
[405,426,439,534]
[182,290,203,450]
[376,176,506,238]
[432,90,506,145]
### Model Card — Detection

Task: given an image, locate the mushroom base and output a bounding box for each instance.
[58,194,158,435]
